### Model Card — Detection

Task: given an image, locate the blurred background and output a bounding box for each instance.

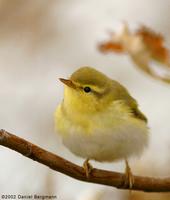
[0,0,170,199]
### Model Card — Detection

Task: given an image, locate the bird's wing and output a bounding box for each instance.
[125,95,148,123]
[131,106,148,122]
[111,80,148,123]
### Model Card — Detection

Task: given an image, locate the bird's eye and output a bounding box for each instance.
[83,86,91,93]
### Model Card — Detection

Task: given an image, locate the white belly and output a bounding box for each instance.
[62,121,148,162]
[56,107,148,162]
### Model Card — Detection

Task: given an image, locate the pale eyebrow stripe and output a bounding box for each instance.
[93,87,110,98]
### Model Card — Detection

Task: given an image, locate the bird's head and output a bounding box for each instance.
[59,67,113,114]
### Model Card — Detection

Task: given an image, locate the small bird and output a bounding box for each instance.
[55,66,149,187]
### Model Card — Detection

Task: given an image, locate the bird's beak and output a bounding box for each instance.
[59,78,76,89]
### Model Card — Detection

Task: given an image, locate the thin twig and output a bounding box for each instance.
[0,129,170,192]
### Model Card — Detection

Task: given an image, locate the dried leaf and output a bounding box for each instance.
[136,26,170,64]
[99,41,123,53]
[99,23,170,83]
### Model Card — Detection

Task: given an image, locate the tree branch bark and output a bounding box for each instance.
[0,129,169,192]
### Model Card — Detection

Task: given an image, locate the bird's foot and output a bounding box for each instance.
[123,159,134,189]
[83,158,93,178]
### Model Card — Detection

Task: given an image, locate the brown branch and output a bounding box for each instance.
[0,129,170,192]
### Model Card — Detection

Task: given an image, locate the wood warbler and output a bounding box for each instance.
[55,66,149,187]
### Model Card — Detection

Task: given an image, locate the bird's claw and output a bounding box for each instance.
[123,159,134,189]
[83,159,93,178]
